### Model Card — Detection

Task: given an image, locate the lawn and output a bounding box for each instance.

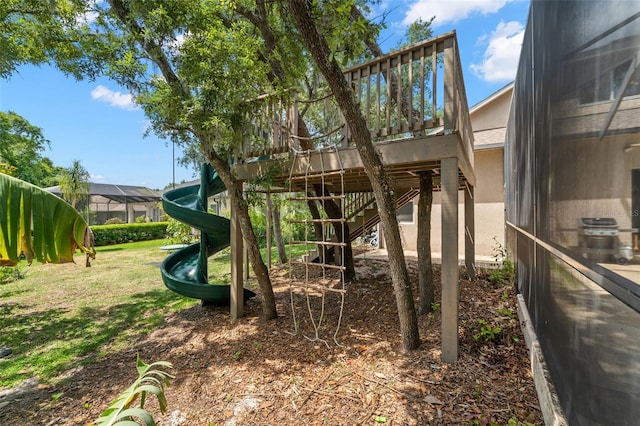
[0,239,307,389]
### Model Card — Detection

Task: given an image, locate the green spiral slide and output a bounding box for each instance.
[160,164,255,305]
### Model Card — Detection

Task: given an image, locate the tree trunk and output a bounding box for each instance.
[234,2,356,276]
[206,150,278,320]
[313,183,356,281]
[267,192,288,264]
[109,0,278,319]
[297,121,355,278]
[350,6,423,128]
[286,0,420,351]
[305,197,326,263]
[417,171,434,314]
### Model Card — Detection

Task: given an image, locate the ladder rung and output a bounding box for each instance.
[289,195,346,201]
[291,240,347,247]
[288,281,347,294]
[289,218,346,224]
[290,260,346,271]
[289,170,345,180]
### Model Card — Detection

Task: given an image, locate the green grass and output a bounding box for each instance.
[0,239,310,389]
[208,243,311,282]
[0,239,191,388]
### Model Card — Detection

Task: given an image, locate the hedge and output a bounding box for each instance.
[91,222,169,246]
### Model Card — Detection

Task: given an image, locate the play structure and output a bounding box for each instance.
[161,32,475,362]
[160,164,255,305]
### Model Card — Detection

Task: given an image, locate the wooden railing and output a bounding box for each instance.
[235,93,295,160]
[441,33,474,165]
[343,192,376,221]
[236,31,473,161]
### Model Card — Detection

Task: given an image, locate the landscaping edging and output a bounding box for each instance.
[517,294,568,426]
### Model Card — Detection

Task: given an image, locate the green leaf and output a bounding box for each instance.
[0,173,95,265]
[375,415,387,423]
[116,408,155,424]
[95,355,173,426]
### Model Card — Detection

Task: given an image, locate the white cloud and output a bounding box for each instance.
[91,174,105,181]
[470,20,524,83]
[166,32,187,57]
[75,0,101,26]
[403,0,511,27]
[90,85,138,110]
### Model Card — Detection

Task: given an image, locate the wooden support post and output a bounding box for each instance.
[443,37,455,134]
[291,94,299,151]
[243,245,249,280]
[465,183,475,279]
[441,157,459,363]
[230,204,244,319]
[266,193,272,269]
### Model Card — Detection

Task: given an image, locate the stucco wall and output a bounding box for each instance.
[396,148,505,257]
[470,88,512,133]
[391,84,512,258]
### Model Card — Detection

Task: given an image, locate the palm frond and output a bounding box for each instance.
[0,173,95,266]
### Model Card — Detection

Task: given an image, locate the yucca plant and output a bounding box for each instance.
[0,173,95,266]
[95,355,174,426]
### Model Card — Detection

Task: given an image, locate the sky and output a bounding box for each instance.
[0,0,530,190]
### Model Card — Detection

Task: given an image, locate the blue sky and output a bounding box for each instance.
[0,0,529,190]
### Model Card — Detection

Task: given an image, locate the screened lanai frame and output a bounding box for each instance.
[47,182,161,224]
[505,2,640,425]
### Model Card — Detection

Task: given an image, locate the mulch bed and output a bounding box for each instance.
[0,253,542,425]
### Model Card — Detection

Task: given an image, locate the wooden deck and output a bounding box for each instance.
[232,31,474,193]
[234,132,475,193]
[229,31,475,363]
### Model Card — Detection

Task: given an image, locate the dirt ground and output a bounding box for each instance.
[0,254,542,425]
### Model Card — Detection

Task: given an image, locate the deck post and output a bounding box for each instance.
[441,157,459,363]
[243,246,249,280]
[291,94,299,151]
[465,183,475,279]
[443,36,455,134]
[266,193,272,268]
[230,203,244,319]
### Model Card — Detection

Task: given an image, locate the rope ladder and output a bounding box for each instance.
[287,144,347,347]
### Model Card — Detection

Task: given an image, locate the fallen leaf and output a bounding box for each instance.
[423,395,444,405]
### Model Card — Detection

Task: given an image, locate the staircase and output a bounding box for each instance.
[304,187,420,262]
[345,188,420,243]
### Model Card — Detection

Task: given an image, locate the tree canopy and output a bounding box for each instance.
[2,0,434,346]
[0,111,64,187]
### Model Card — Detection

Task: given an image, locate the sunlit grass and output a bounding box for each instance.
[0,239,197,388]
[0,239,312,389]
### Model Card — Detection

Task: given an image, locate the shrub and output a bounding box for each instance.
[165,218,197,245]
[104,217,126,225]
[248,207,267,245]
[489,259,515,287]
[489,237,515,287]
[281,199,314,242]
[92,222,169,246]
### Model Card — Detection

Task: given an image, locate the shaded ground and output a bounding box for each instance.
[0,255,541,425]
